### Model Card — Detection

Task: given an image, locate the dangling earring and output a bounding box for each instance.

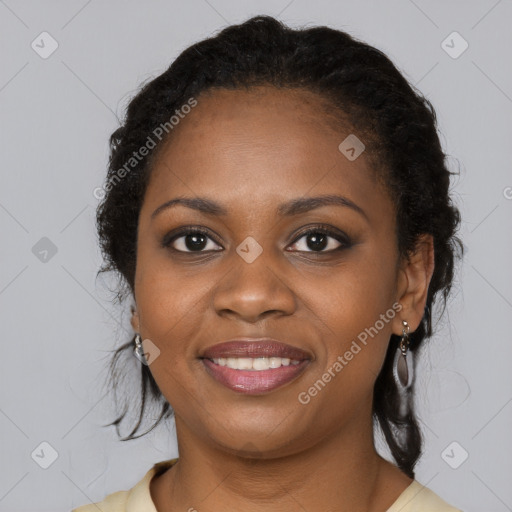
[393,320,414,417]
[134,333,148,365]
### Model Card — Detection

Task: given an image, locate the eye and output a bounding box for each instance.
[288,226,351,253]
[162,225,351,254]
[162,227,223,253]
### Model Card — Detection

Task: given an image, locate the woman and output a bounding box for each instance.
[73,15,463,512]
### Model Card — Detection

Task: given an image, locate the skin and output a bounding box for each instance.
[129,86,435,512]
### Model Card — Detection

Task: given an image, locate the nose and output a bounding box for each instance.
[212,252,296,323]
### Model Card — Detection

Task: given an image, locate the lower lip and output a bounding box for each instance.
[201,359,310,395]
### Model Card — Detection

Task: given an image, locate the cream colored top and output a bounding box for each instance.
[72,458,462,512]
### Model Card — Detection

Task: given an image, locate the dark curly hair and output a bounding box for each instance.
[96,15,463,479]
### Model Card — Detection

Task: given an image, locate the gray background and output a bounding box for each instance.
[1,1,511,511]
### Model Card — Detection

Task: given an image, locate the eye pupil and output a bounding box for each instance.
[185,233,207,251]
[307,232,328,251]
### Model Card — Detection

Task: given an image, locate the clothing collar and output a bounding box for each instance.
[125,458,178,512]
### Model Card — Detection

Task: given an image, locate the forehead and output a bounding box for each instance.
[143,86,389,220]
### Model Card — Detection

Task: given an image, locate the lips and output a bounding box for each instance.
[200,338,312,361]
[199,338,312,395]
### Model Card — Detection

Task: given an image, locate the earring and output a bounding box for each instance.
[134,333,148,365]
[393,320,414,417]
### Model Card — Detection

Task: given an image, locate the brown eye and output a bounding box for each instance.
[288,226,352,253]
[162,228,223,253]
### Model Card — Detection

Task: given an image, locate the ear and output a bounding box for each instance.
[130,306,140,333]
[393,234,435,335]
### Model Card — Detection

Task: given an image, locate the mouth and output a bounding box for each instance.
[199,338,312,395]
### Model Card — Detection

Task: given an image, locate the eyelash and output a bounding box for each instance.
[161,224,352,255]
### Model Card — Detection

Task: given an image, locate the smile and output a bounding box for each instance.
[201,357,310,394]
[211,356,301,370]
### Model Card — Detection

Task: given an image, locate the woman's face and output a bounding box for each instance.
[132,86,409,456]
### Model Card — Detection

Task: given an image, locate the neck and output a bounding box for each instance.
[151,413,412,512]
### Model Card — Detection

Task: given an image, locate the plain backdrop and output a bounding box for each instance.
[1,1,511,511]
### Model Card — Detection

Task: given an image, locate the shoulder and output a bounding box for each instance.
[387,480,462,512]
[71,458,179,512]
[72,490,129,512]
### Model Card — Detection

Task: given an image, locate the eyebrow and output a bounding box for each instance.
[151,194,368,221]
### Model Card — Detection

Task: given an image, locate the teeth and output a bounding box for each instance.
[212,356,302,370]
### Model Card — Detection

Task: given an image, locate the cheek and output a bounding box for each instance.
[134,239,203,336]
[133,258,206,409]
[315,249,398,372]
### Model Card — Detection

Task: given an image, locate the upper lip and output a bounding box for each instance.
[200,338,313,361]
